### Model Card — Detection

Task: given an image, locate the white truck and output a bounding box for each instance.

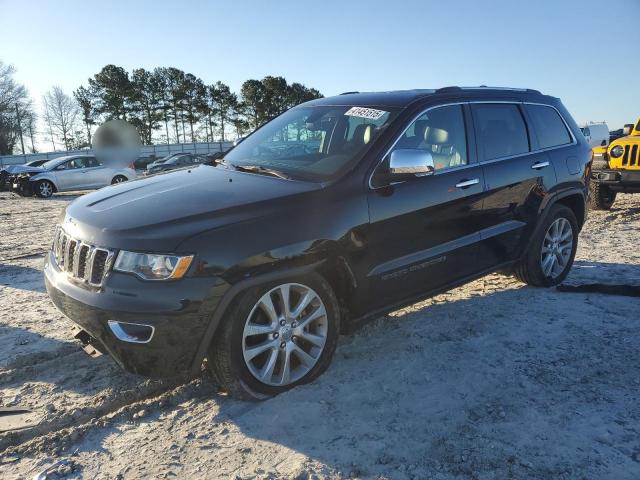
[580,123,609,149]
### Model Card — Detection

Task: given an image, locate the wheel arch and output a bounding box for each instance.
[554,192,586,230]
[111,174,128,183]
[189,260,328,376]
[521,188,586,257]
[31,175,58,193]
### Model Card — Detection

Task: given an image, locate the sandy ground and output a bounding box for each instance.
[1,190,640,479]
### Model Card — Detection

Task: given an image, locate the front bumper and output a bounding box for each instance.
[44,251,225,377]
[592,169,640,192]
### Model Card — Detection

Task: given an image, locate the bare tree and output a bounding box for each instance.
[0,60,30,155]
[43,86,80,151]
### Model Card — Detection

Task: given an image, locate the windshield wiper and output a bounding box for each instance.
[230,164,291,180]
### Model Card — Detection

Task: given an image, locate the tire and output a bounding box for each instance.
[208,272,340,400]
[35,180,55,198]
[513,204,578,287]
[589,181,616,210]
[111,175,128,184]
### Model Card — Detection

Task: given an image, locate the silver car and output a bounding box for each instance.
[22,155,137,198]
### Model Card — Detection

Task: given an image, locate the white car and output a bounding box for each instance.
[18,154,137,198]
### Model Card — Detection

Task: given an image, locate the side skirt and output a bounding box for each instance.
[342,260,517,334]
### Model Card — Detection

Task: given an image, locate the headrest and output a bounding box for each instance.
[413,120,430,141]
[426,127,449,145]
[352,124,375,145]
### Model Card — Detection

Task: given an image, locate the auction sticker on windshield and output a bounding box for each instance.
[344,107,387,120]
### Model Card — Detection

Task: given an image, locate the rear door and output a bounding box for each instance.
[365,104,487,308]
[472,103,557,265]
[81,157,109,188]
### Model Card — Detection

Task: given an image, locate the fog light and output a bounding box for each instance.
[108,320,154,344]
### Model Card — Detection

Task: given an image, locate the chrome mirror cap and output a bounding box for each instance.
[389,149,435,176]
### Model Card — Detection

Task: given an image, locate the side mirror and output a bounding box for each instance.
[389,149,435,176]
[623,124,634,135]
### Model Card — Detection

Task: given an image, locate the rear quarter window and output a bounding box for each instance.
[525,104,572,149]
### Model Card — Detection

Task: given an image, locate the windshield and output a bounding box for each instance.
[223,105,399,181]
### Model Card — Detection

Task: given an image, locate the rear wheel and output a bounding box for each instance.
[208,272,340,400]
[589,181,616,210]
[514,204,578,287]
[35,180,54,198]
[111,175,128,184]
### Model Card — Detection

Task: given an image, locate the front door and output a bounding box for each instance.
[364,104,486,309]
[53,157,91,190]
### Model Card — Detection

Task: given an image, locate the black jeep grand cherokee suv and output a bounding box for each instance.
[45,86,591,399]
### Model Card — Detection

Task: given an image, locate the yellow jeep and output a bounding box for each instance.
[590,118,640,209]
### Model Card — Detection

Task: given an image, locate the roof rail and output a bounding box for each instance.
[340,91,359,95]
[435,86,542,94]
[463,86,542,94]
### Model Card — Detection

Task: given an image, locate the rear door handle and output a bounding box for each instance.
[531,161,550,170]
[455,178,479,189]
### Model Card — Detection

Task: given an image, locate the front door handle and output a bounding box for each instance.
[531,161,550,170]
[455,178,480,189]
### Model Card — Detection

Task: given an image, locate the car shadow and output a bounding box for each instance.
[0,263,45,293]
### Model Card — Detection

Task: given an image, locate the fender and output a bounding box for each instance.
[189,260,325,375]
[29,172,58,192]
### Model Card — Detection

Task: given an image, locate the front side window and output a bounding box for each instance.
[391,104,468,171]
[56,158,84,170]
[525,104,571,149]
[472,104,530,161]
[223,105,399,181]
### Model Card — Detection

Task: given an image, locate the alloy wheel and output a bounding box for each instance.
[39,182,52,197]
[540,217,573,279]
[242,283,328,386]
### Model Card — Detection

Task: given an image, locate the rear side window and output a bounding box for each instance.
[472,104,530,161]
[525,104,572,149]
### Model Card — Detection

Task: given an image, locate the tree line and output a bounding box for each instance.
[0,61,323,155]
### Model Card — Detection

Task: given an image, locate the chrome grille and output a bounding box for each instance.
[52,227,115,288]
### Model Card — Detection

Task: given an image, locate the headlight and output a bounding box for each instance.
[610,145,624,158]
[114,251,193,280]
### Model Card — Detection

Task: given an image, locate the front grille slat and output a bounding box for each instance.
[90,250,109,286]
[51,228,114,288]
[66,240,77,273]
[622,145,630,166]
[76,245,90,279]
[631,145,638,167]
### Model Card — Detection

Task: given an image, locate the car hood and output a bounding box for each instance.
[612,135,640,147]
[62,165,321,251]
[2,165,46,174]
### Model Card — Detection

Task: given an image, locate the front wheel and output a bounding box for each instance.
[111,175,128,184]
[589,181,616,210]
[208,273,340,400]
[514,204,578,287]
[35,180,55,198]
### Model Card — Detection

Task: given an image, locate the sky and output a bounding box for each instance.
[1,0,639,150]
